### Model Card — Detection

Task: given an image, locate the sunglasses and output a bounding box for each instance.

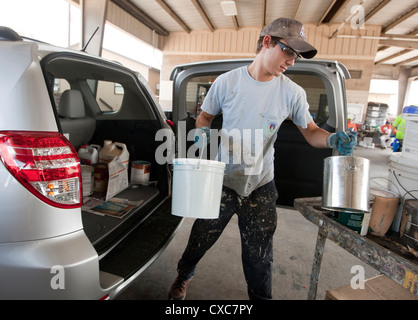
[275,41,302,62]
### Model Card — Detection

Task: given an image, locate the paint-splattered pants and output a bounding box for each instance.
[176,180,278,300]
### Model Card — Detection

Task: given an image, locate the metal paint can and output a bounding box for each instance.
[93,163,108,194]
[322,156,371,213]
[131,160,151,185]
[81,165,94,197]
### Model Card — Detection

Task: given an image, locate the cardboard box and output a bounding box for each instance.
[325,275,418,300]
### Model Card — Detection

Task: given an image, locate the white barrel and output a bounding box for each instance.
[172,158,225,219]
[388,153,418,231]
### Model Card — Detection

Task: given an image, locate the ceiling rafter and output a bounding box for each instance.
[155,0,191,33]
[261,0,266,27]
[107,0,418,68]
[292,0,302,19]
[395,55,418,67]
[364,0,392,22]
[111,0,168,36]
[375,49,412,65]
[319,0,351,25]
[382,4,418,33]
[379,27,418,52]
[190,0,214,32]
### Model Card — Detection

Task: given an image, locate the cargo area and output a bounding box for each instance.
[42,51,182,278]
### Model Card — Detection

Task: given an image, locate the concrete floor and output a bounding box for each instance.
[117,146,393,300]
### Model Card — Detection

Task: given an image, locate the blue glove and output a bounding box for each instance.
[327,131,357,156]
[194,126,210,149]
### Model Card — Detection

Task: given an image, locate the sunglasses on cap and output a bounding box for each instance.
[275,40,302,62]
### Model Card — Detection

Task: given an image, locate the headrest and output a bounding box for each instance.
[59,90,85,118]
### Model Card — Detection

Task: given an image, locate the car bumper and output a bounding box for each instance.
[0,230,122,299]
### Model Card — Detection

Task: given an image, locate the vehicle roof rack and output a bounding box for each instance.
[0,26,23,41]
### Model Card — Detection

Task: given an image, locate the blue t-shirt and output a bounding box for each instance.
[201,66,313,197]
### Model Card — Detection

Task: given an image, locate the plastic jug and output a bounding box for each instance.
[99,140,130,170]
[78,144,99,165]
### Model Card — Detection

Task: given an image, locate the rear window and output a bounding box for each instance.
[287,74,328,124]
[183,73,328,124]
[90,80,124,112]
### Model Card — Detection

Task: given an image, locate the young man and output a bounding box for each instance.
[169,17,356,300]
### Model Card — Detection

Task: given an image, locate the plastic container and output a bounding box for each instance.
[81,165,94,197]
[171,158,225,219]
[99,140,129,170]
[402,117,418,160]
[388,153,418,231]
[78,144,99,165]
[369,189,399,236]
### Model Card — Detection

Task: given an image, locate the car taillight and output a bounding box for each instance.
[0,131,81,208]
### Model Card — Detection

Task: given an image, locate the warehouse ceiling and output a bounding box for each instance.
[110,0,418,68]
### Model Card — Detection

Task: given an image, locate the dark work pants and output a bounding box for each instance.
[176,180,278,300]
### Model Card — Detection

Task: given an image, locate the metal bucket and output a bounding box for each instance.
[322,156,371,213]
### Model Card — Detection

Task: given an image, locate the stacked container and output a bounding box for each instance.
[388,106,418,239]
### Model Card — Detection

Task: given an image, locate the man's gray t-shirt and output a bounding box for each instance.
[201,66,313,197]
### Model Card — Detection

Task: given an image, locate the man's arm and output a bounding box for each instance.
[297,121,330,148]
[196,111,216,128]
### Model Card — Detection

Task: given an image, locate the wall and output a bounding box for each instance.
[102,49,160,96]
[160,23,382,114]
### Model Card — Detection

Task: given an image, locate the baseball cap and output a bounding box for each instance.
[260,18,317,59]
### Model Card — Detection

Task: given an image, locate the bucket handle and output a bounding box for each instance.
[370,176,401,197]
[197,132,208,170]
[390,170,418,204]
[90,144,101,152]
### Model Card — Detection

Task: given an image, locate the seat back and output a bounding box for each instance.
[59,89,96,149]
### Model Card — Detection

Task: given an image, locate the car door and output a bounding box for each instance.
[171,59,350,206]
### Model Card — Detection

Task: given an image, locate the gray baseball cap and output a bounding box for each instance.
[260,18,317,59]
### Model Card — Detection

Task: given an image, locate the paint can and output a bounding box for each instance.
[322,156,371,213]
[93,163,108,194]
[400,199,418,249]
[368,188,399,236]
[131,160,151,185]
[171,158,225,219]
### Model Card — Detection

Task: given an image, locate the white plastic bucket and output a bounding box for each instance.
[388,153,418,231]
[172,158,225,219]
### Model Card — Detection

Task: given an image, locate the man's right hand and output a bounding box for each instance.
[194,126,210,149]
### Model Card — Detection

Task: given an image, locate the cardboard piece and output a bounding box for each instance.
[325,275,418,300]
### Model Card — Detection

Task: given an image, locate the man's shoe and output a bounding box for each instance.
[168,276,191,300]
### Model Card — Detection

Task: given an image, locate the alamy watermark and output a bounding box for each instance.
[350,265,366,289]
[350,4,365,30]
[50,265,65,290]
[155,121,265,175]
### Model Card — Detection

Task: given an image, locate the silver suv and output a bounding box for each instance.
[0,27,181,299]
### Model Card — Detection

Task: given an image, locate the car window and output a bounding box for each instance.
[183,73,328,124]
[184,75,217,118]
[88,80,125,112]
[286,74,329,125]
[53,79,125,114]
[53,78,71,113]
